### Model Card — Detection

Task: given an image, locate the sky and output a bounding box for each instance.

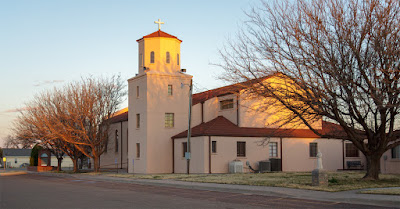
[0,0,259,146]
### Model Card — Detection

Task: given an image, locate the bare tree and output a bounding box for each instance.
[14,75,125,172]
[57,76,126,172]
[13,104,84,172]
[2,135,33,149]
[219,0,400,180]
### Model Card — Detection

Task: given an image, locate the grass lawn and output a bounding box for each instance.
[359,188,400,195]
[81,171,400,192]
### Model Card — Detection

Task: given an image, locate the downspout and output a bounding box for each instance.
[342,140,345,170]
[209,136,212,174]
[120,121,123,169]
[172,138,175,173]
[280,137,283,171]
[236,94,239,126]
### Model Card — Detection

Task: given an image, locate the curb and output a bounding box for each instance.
[0,171,28,176]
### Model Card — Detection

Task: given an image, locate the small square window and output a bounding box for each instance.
[237,141,246,157]
[220,99,234,110]
[345,143,359,157]
[212,141,217,153]
[391,145,400,159]
[165,113,174,128]
[168,85,173,96]
[309,143,317,157]
[269,142,278,157]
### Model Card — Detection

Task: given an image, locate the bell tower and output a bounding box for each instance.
[128,20,192,174]
[136,19,182,75]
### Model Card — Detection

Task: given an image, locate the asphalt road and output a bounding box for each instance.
[0,174,395,209]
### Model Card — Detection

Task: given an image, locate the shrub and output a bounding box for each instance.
[30,144,42,166]
[329,177,338,184]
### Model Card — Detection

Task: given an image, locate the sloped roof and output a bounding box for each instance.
[172,116,346,139]
[192,76,274,105]
[108,111,128,124]
[107,107,129,124]
[136,30,182,42]
[2,149,31,157]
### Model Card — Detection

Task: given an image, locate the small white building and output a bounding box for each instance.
[2,148,73,168]
[100,25,400,174]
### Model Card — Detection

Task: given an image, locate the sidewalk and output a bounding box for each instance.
[0,168,28,176]
[31,171,400,208]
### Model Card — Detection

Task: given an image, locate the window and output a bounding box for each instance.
[269,142,278,157]
[345,143,359,157]
[166,51,170,63]
[136,86,139,98]
[309,143,317,157]
[220,99,234,110]
[115,130,119,152]
[182,142,187,157]
[212,141,217,153]
[237,141,246,157]
[150,51,155,63]
[136,143,140,158]
[177,54,180,65]
[168,85,173,96]
[136,114,140,128]
[165,113,174,128]
[392,145,400,159]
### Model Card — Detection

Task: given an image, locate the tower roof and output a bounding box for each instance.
[136,30,182,42]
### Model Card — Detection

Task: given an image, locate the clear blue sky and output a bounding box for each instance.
[0,0,259,146]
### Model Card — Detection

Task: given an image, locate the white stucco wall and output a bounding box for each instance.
[282,138,343,171]
[100,121,129,169]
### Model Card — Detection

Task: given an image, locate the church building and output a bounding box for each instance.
[100,21,400,174]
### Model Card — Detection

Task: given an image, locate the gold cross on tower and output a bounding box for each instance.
[154,19,164,30]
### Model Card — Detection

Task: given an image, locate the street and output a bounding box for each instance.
[0,174,394,209]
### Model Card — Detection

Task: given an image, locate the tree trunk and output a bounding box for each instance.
[72,158,79,173]
[363,153,382,180]
[57,157,63,172]
[93,156,100,172]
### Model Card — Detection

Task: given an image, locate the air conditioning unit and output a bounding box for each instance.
[270,158,282,171]
[259,161,271,173]
[229,161,243,173]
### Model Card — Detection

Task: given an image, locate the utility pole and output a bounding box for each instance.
[184,79,193,175]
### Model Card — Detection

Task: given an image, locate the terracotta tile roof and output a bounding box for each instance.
[171,116,346,139]
[192,76,273,105]
[108,108,128,124]
[136,30,182,42]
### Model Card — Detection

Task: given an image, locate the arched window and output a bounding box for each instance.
[177,54,180,65]
[166,51,170,63]
[40,153,49,166]
[115,130,119,152]
[150,51,155,63]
